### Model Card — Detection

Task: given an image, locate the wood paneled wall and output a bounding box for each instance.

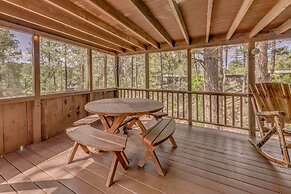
[0,89,117,155]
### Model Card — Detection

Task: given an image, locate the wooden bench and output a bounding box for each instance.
[139,118,177,176]
[151,111,168,120]
[66,125,129,187]
[73,115,100,126]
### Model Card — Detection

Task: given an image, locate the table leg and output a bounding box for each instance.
[98,114,127,133]
[98,114,111,131]
[135,118,147,133]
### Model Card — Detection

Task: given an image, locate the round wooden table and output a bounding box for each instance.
[85,98,163,133]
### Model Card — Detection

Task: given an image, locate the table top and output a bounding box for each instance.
[85,98,163,116]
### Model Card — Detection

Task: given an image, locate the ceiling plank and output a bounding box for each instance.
[249,0,291,38]
[0,1,123,53]
[131,0,174,47]
[47,0,146,50]
[226,0,254,40]
[168,0,190,45]
[89,0,159,48]
[4,0,135,51]
[274,18,291,34]
[206,0,213,43]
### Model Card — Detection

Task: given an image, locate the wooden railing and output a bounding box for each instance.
[118,88,250,130]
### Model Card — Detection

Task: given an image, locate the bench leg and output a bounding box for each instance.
[145,144,164,176]
[114,151,128,170]
[68,142,79,164]
[106,155,118,187]
[138,150,150,167]
[121,151,129,166]
[169,135,177,148]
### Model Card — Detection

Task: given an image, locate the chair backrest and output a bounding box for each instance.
[249,83,291,123]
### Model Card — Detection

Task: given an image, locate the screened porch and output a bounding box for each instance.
[0,0,291,193]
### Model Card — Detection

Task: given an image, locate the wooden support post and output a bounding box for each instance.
[247,41,256,138]
[88,49,93,101]
[145,53,150,99]
[115,56,120,98]
[187,49,192,125]
[32,35,41,143]
[104,54,108,88]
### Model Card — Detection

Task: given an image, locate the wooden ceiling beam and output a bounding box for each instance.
[206,0,213,43]
[47,0,146,50]
[131,0,174,47]
[0,1,123,53]
[168,0,190,45]
[4,0,134,52]
[226,0,254,40]
[274,18,291,34]
[0,16,117,55]
[249,0,291,38]
[120,30,291,56]
[89,0,159,49]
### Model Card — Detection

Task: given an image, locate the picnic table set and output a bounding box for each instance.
[66,98,177,187]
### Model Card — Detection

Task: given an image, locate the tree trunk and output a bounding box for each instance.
[104,55,107,88]
[269,40,276,80]
[256,41,269,82]
[217,47,224,126]
[130,56,134,88]
[223,46,228,91]
[204,48,219,92]
[64,45,68,90]
[0,56,4,97]
[160,53,163,89]
[242,45,247,93]
[204,48,219,124]
[135,60,138,88]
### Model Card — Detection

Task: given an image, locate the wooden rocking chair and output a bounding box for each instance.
[249,83,291,167]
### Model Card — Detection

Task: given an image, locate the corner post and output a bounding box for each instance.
[32,35,41,143]
[145,53,150,99]
[187,49,192,125]
[88,49,93,101]
[247,41,256,138]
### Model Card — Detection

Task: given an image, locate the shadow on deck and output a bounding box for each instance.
[1,124,291,194]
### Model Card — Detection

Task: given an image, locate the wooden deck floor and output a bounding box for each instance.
[1,124,291,194]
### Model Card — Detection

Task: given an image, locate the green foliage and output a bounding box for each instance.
[40,37,89,93]
[149,51,187,90]
[120,55,145,88]
[191,72,204,91]
[269,44,291,84]
[0,26,290,103]
[0,28,32,97]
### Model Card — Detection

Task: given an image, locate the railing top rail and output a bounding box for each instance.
[118,88,250,97]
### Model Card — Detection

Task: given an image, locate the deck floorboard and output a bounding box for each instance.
[2,123,291,194]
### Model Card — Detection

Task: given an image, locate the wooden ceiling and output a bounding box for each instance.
[0,0,290,55]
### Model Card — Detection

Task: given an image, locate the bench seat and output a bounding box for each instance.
[66,125,128,187]
[73,115,100,126]
[151,111,168,120]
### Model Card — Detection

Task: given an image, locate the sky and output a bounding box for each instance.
[12,30,32,62]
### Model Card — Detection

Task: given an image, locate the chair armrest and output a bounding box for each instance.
[256,111,286,117]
